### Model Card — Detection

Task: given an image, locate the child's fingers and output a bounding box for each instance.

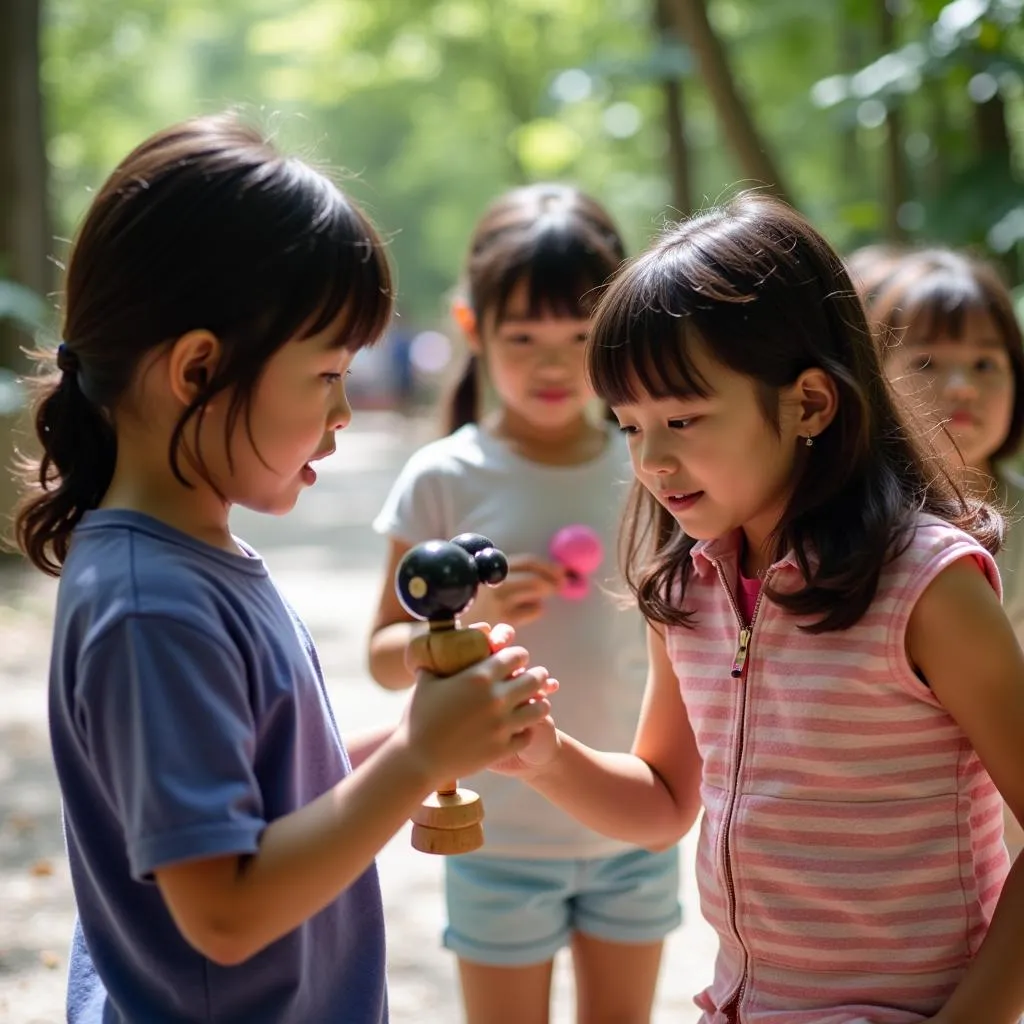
[506,698,552,730]
[500,576,557,603]
[505,600,545,627]
[484,644,531,679]
[481,622,515,650]
[505,556,566,589]
[492,665,550,704]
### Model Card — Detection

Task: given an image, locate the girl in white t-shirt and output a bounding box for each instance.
[862,245,1024,862]
[368,184,680,1024]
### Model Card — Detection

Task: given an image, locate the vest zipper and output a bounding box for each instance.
[713,558,774,1023]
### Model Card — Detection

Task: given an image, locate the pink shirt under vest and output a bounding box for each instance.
[666,515,1010,1023]
[736,568,760,626]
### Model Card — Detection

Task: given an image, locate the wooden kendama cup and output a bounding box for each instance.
[396,532,509,855]
[549,524,604,601]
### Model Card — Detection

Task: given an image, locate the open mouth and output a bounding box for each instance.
[663,490,704,512]
[301,448,336,486]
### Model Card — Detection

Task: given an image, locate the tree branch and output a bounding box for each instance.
[665,0,792,205]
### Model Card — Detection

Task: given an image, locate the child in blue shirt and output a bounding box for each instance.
[14,112,552,1024]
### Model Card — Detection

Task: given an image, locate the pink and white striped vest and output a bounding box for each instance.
[666,515,1009,1024]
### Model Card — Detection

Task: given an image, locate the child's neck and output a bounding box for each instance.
[101,439,239,554]
[739,543,768,580]
[486,408,605,466]
[740,512,782,578]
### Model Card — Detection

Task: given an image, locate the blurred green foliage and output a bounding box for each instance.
[40,0,1024,323]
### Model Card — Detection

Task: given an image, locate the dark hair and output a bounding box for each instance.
[865,246,1024,463]
[446,183,626,433]
[588,194,1000,633]
[15,112,392,576]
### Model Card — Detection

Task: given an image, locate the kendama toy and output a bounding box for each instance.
[549,524,604,601]
[396,533,509,855]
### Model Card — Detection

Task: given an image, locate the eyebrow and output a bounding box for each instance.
[912,336,1007,350]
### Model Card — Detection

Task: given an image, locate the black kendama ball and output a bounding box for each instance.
[396,535,509,621]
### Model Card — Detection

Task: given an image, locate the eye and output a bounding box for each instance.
[975,356,1002,373]
[502,332,533,345]
[907,354,933,373]
[668,417,696,430]
[617,423,639,435]
[321,370,351,385]
[574,332,589,344]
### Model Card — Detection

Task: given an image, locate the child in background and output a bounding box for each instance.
[864,246,1024,863]
[844,242,907,305]
[503,195,1024,1022]
[14,113,552,1024]
[368,184,681,1024]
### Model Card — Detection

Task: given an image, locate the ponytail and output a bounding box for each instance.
[444,354,480,435]
[14,354,117,576]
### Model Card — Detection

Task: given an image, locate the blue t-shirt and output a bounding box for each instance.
[49,510,388,1023]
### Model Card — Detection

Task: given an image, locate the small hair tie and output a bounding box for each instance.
[56,342,80,374]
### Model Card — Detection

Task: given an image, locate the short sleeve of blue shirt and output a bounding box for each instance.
[78,615,265,880]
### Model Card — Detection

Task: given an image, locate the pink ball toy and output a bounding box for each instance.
[550,524,604,601]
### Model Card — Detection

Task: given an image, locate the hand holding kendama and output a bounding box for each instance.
[395,533,509,855]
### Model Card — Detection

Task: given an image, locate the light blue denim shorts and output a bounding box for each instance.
[443,845,682,966]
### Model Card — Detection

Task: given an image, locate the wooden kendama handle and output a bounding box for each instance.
[395,534,508,855]
[407,623,493,796]
[408,622,493,677]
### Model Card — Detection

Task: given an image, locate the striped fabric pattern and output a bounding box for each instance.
[666,515,1010,1023]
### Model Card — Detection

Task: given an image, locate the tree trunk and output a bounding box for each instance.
[878,0,907,242]
[0,0,50,373]
[655,0,694,215]
[665,0,792,205]
[0,0,49,542]
[838,5,865,204]
[974,90,1018,281]
[975,92,1011,162]
[925,76,949,197]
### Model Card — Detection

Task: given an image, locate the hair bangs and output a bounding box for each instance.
[283,168,393,352]
[491,226,618,324]
[898,269,989,345]
[588,257,712,406]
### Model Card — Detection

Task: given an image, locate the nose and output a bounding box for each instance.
[328,380,352,432]
[636,432,677,476]
[536,344,575,373]
[941,366,978,400]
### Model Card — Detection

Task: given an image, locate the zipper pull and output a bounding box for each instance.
[731,627,750,679]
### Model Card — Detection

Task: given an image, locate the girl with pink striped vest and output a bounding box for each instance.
[500,195,1024,1022]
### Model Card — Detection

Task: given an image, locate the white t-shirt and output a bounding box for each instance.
[996,466,1024,859]
[996,467,1024,643]
[374,423,649,859]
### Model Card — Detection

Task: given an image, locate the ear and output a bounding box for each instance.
[166,330,222,406]
[789,367,838,442]
[451,299,482,355]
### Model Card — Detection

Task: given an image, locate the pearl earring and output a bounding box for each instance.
[805,436,814,447]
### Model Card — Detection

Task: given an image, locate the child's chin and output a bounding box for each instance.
[241,491,300,517]
[669,513,718,540]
